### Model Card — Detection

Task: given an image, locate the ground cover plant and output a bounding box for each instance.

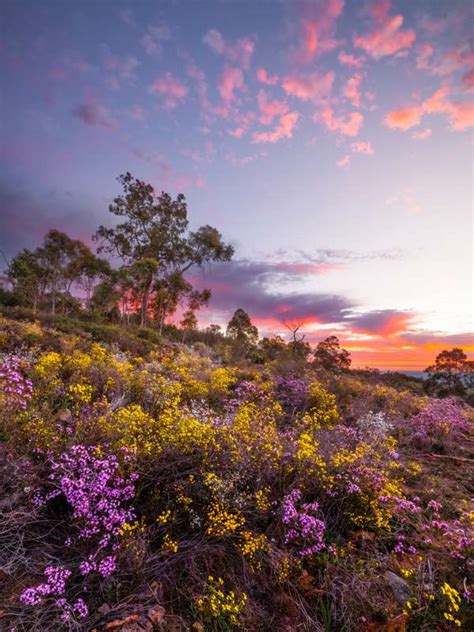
[0,316,472,631]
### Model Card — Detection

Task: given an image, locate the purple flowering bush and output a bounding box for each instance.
[281,489,328,557]
[406,397,468,450]
[0,355,33,410]
[19,444,137,622]
[274,374,309,418]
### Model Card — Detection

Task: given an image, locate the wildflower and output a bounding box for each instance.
[281,489,327,557]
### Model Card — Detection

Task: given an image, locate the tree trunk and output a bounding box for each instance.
[140,277,153,327]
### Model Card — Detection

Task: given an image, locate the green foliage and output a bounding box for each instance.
[425,347,473,395]
[313,335,351,372]
[226,308,258,346]
[95,172,233,326]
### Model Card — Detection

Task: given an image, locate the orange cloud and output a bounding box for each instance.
[317,107,364,136]
[384,106,423,130]
[252,111,299,144]
[345,336,474,371]
[354,0,415,59]
[385,87,474,132]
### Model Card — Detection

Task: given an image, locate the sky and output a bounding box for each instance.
[0,0,473,369]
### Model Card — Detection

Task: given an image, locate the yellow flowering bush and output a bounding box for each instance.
[196,576,247,628]
[441,582,462,627]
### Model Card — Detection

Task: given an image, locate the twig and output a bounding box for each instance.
[423,453,474,464]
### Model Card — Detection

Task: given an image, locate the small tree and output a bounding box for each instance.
[226,308,258,346]
[180,310,198,342]
[258,335,287,361]
[425,348,472,394]
[283,321,311,360]
[7,249,45,312]
[36,230,85,315]
[75,246,112,309]
[313,335,351,372]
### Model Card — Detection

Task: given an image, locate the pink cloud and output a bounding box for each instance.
[342,72,363,107]
[354,0,415,59]
[257,89,289,124]
[385,87,474,132]
[252,111,299,144]
[226,151,268,167]
[133,150,205,193]
[419,15,447,36]
[282,71,334,103]
[431,44,474,78]
[293,0,344,64]
[141,24,171,56]
[256,67,278,85]
[415,43,434,70]
[423,88,474,129]
[203,29,255,69]
[351,140,374,154]
[317,107,364,136]
[385,188,421,214]
[337,154,350,167]
[181,140,215,163]
[411,128,432,140]
[443,101,474,130]
[414,42,474,78]
[149,73,188,109]
[102,46,139,89]
[74,98,116,129]
[463,68,474,90]
[227,111,256,138]
[219,66,244,103]
[338,51,364,68]
[181,52,214,117]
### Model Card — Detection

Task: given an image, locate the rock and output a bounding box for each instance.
[384,571,412,604]
[148,605,165,625]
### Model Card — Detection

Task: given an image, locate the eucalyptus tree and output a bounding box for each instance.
[95,173,233,326]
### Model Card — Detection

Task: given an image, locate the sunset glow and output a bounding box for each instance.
[1,0,472,369]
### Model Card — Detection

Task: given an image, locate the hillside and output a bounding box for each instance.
[0,314,472,631]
